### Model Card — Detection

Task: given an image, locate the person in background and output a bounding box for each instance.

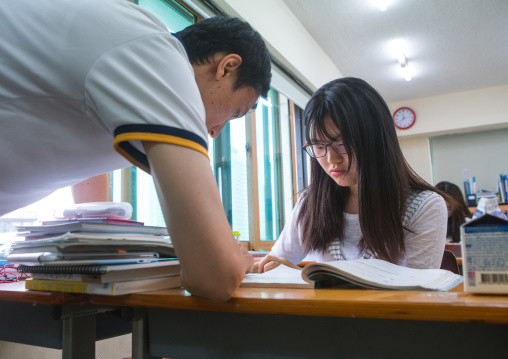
[0,0,272,302]
[435,181,472,243]
[255,77,448,273]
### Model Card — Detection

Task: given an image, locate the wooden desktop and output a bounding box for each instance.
[2,278,508,359]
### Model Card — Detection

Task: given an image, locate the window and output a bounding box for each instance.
[255,90,294,243]
[210,119,250,240]
[0,187,75,233]
[210,89,296,250]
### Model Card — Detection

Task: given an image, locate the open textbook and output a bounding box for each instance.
[241,259,464,291]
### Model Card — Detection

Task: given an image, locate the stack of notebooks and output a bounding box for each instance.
[8,218,182,295]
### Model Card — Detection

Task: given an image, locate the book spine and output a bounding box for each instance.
[25,279,113,294]
[498,175,506,203]
[25,279,90,293]
[505,175,508,203]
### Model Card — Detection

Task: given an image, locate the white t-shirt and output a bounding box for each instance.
[271,190,448,269]
[0,0,208,216]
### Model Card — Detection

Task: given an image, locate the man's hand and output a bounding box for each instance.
[238,243,254,274]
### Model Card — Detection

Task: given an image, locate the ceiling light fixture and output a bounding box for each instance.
[397,52,407,67]
[390,40,412,81]
[396,51,411,81]
[397,51,411,81]
[373,0,389,11]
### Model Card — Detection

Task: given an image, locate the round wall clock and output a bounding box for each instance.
[393,107,416,130]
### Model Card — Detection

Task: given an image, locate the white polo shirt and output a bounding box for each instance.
[0,0,208,216]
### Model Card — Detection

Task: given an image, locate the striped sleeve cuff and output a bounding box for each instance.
[113,124,208,173]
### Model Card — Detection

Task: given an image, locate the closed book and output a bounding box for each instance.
[26,260,180,283]
[17,221,168,236]
[8,251,159,265]
[25,275,181,295]
[9,233,176,258]
[41,218,144,226]
[19,231,166,241]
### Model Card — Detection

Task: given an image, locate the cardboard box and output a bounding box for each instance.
[461,214,508,294]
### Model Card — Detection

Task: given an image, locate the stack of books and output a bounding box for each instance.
[8,218,182,295]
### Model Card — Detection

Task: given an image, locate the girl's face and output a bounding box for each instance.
[314,116,359,190]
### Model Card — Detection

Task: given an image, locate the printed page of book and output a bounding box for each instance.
[303,259,463,291]
[241,265,313,289]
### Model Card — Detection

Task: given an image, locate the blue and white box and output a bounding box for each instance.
[461,214,508,294]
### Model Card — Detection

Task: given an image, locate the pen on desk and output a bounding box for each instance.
[472,177,476,194]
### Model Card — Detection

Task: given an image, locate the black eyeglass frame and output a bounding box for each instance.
[302,141,347,158]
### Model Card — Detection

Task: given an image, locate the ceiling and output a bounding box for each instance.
[283,0,508,103]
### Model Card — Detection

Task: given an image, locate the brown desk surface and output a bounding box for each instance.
[0,281,88,305]
[90,283,508,325]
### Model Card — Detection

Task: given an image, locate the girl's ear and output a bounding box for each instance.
[215,54,242,80]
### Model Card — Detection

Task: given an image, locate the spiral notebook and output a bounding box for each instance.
[19,259,181,283]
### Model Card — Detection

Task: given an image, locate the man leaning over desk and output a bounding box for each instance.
[0,0,272,302]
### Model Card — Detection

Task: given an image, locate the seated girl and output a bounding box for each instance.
[255,77,448,273]
[435,181,472,243]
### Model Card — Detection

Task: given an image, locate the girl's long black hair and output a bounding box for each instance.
[298,77,444,264]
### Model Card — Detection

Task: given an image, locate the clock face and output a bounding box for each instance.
[393,107,416,130]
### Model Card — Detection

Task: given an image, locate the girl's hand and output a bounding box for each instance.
[253,254,300,273]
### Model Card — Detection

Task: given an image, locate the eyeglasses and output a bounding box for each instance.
[303,141,347,158]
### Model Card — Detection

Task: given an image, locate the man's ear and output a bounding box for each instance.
[215,54,242,80]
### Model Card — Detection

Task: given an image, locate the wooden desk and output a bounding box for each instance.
[469,203,508,214]
[90,284,508,359]
[0,281,131,359]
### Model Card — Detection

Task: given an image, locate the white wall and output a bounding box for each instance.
[388,84,508,182]
[389,84,508,138]
[398,137,433,183]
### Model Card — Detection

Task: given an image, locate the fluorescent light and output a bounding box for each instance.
[373,0,389,11]
[398,53,412,81]
[397,52,407,67]
[401,66,412,81]
[390,40,412,81]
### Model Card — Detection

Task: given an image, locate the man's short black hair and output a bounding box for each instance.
[177,15,271,98]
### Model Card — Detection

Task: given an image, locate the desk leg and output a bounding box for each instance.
[62,313,96,359]
[131,308,160,359]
